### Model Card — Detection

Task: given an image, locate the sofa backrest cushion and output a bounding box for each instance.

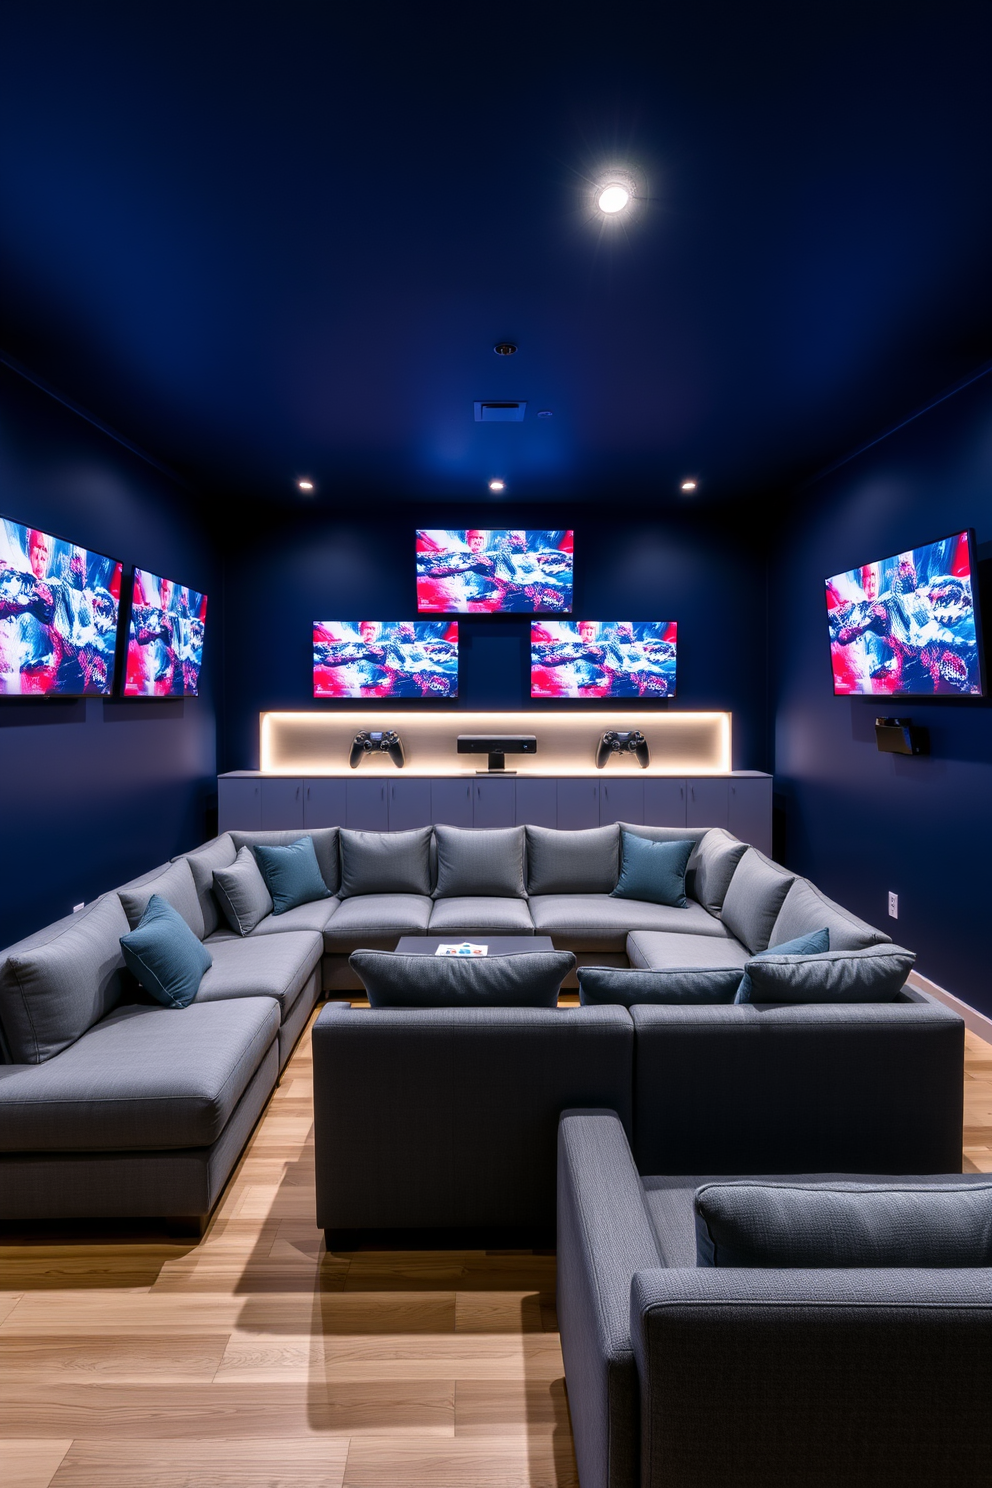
[719,848,796,953]
[694,1178,992,1268]
[118,858,205,939]
[612,833,694,907]
[213,846,274,935]
[771,876,891,951]
[734,928,830,1003]
[182,834,237,938]
[349,948,576,1008]
[339,826,432,897]
[691,828,749,915]
[0,894,131,1063]
[230,828,340,896]
[578,965,741,1006]
[433,824,527,899]
[525,823,619,895]
[119,894,213,1010]
[741,943,916,1004]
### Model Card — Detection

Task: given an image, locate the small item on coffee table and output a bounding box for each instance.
[435,941,489,956]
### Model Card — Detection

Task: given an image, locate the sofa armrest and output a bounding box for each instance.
[557,1111,660,1488]
[630,1266,992,1487]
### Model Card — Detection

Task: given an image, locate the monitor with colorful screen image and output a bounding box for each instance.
[416,529,573,613]
[531,620,677,698]
[825,529,985,696]
[314,620,458,698]
[124,567,208,697]
[0,515,122,696]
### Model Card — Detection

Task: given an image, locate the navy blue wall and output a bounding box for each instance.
[220,505,769,774]
[0,364,217,946]
[773,371,992,1015]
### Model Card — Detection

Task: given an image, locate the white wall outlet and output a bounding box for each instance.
[72,902,85,913]
[887,891,898,919]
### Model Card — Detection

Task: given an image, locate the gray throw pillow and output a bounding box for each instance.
[183,834,237,938]
[694,1179,992,1268]
[578,965,741,1006]
[339,826,432,897]
[742,943,915,1003]
[433,824,527,899]
[525,824,620,895]
[691,829,749,915]
[349,948,576,1008]
[213,847,274,936]
[118,858,205,939]
[719,848,795,953]
[231,827,340,897]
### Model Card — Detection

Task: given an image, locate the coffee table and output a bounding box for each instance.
[395,935,555,957]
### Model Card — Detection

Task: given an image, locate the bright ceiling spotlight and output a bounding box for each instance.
[297,478,315,492]
[488,479,505,493]
[680,479,698,493]
[598,182,631,214]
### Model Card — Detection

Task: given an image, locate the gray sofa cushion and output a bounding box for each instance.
[0,895,131,1065]
[339,827,432,897]
[197,930,323,1017]
[213,846,274,935]
[719,848,795,954]
[578,965,742,1006]
[771,877,891,952]
[246,899,340,938]
[322,893,434,952]
[428,898,535,934]
[531,893,729,952]
[118,858,205,940]
[0,998,279,1151]
[626,929,749,970]
[525,824,619,895]
[743,944,916,1003]
[349,948,576,1008]
[433,824,527,899]
[690,829,749,915]
[231,828,341,896]
[694,1178,992,1269]
[182,833,237,939]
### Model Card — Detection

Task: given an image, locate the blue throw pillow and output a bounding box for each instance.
[611,832,695,908]
[734,927,830,1004]
[254,835,332,914]
[119,894,212,1009]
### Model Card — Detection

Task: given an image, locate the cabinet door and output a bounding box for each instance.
[473,779,516,828]
[557,779,600,830]
[388,778,433,831]
[514,778,557,828]
[643,778,686,827]
[345,778,389,830]
[728,777,773,855]
[260,778,304,829]
[304,778,347,828]
[431,778,474,827]
[686,778,729,829]
[218,777,261,832]
[599,778,645,826]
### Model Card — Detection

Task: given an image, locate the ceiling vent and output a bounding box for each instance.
[474,400,527,422]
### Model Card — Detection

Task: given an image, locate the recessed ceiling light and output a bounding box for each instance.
[488,479,505,493]
[297,478,315,492]
[598,183,631,214]
[494,342,518,356]
[680,479,698,493]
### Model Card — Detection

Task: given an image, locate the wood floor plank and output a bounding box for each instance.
[341,1434,578,1488]
[0,1438,73,1488]
[0,1334,230,1383]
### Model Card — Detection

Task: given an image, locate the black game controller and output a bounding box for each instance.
[349,730,405,769]
[596,730,650,769]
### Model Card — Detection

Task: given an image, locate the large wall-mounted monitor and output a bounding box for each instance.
[825,529,985,697]
[531,620,678,698]
[314,620,459,698]
[0,515,122,696]
[416,529,573,613]
[124,567,208,697]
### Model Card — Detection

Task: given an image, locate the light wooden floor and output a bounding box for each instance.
[1,1022,990,1488]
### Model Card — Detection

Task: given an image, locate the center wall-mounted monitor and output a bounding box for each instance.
[313,620,459,697]
[124,567,208,697]
[416,529,573,613]
[0,515,122,696]
[825,529,985,696]
[531,620,678,698]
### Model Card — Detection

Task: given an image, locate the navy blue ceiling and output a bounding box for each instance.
[1,2,990,508]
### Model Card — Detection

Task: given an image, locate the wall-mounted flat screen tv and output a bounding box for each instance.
[825,529,985,697]
[124,567,208,697]
[314,620,459,698]
[531,620,678,698]
[416,529,573,613]
[0,516,122,696]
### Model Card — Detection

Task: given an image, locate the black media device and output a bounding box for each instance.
[457,734,537,774]
[350,730,405,768]
[596,730,650,769]
[874,718,929,757]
